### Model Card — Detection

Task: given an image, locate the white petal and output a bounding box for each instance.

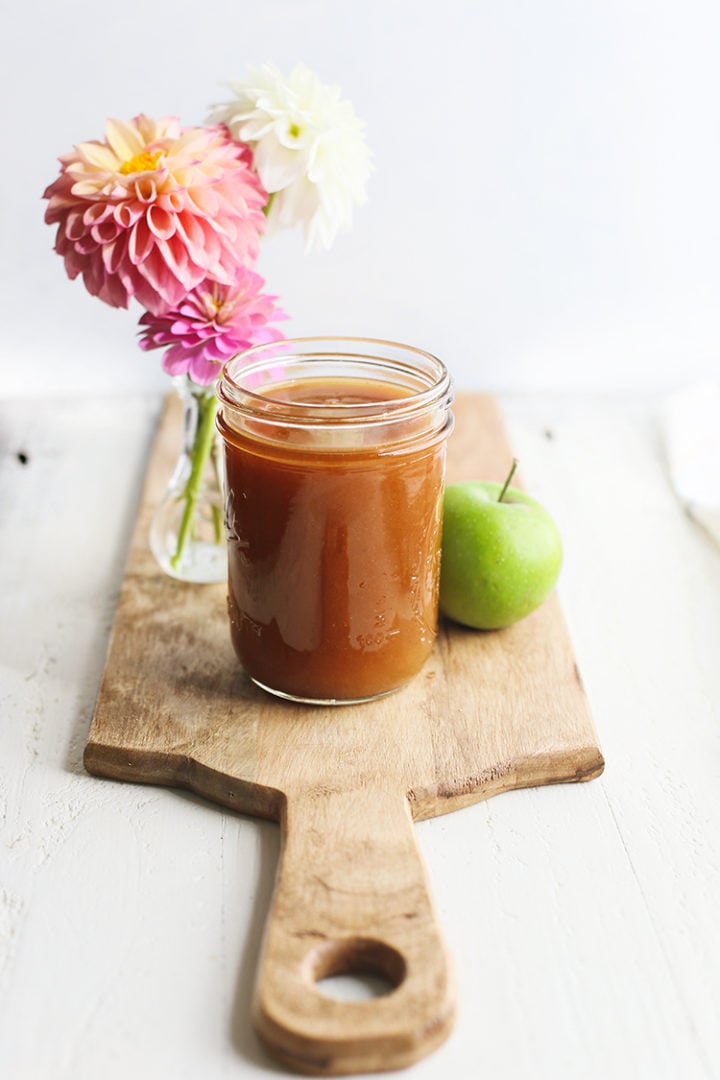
[253,139,306,193]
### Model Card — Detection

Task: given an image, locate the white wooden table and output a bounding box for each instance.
[1,392,718,1080]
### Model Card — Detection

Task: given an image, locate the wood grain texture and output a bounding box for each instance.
[84,392,603,1075]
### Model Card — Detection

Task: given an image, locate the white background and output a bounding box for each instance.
[2,0,719,397]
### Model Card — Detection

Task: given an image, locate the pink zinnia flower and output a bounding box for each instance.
[43,115,267,314]
[137,265,288,385]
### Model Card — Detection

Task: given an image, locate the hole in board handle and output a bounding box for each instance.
[306,937,406,1002]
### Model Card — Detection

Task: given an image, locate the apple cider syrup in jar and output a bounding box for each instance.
[216,337,454,704]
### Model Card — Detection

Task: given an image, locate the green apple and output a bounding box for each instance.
[439,465,563,630]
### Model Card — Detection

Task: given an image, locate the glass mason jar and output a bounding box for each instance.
[216,337,454,704]
[149,375,226,583]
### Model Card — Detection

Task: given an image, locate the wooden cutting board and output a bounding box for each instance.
[85,392,603,1076]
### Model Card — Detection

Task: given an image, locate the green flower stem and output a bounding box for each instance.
[170,389,221,572]
[210,441,224,543]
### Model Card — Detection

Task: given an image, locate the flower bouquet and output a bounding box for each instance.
[43,64,372,581]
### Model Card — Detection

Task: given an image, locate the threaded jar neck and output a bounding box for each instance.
[216,337,453,454]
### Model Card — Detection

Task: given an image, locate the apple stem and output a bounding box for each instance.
[498,458,519,503]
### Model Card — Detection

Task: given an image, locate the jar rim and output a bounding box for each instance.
[217,336,452,425]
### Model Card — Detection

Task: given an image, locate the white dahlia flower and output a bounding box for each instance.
[210,64,372,251]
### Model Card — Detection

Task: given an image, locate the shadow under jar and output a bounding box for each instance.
[216,337,454,704]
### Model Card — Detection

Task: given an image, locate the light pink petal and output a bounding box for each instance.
[104,118,145,162]
[146,205,176,240]
[73,233,100,255]
[96,270,131,308]
[114,202,143,228]
[64,210,87,242]
[188,352,223,385]
[128,219,155,266]
[83,203,114,226]
[101,235,129,275]
[162,344,192,376]
[91,220,121,244]
[133,247,185,310]
[185,185,219,217]
[154,235,197,291]
[134,175,158,204]
[75,140,119,171]
[70,178,108,199]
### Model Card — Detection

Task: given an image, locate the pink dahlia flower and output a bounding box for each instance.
[137,265,288,385]
[43,115,267,314]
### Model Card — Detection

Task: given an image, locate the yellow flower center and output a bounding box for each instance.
[119,149,163,176]
[202,291,229,323]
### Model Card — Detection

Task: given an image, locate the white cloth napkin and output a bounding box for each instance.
[662,380,720,545]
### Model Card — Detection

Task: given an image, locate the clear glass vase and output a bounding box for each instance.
[149,376,226,583]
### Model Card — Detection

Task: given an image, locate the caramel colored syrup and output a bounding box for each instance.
[219,378,446,700]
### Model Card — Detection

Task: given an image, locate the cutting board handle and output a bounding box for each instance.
[253,785,456,1074]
